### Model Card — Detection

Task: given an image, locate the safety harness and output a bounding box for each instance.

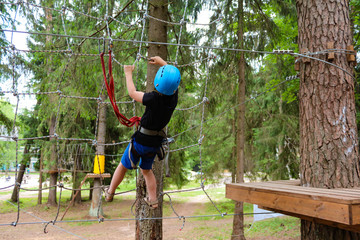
[128,126,169,169]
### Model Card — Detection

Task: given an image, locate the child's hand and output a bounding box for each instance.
[149,56,167,66]
[124,65,135,74]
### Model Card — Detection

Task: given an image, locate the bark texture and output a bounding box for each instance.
[231,0,246,239]
[89,94,107,217]
[47,115,58,206]
[296,0,360,238]
[135,1,167,239]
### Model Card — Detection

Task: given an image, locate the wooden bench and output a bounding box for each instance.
[226,180,360,232]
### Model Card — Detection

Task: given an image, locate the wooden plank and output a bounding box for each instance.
[294,57,300,71]
[247,182,360,199]
[327,42,335,60]
[351,205,360,225]
[266,180,300,185]
[347,45,356,62]
[228,183,357,204]
[85,173,111,179]
[264,182,360,198]
[226,185,351,225]
[229,183,360,204]
[260,206,360,232]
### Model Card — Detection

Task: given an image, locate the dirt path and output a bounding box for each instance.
[0,175,299,240]
[0,195,299,240]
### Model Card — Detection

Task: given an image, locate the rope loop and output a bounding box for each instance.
[44,221,53,233]
[179,216,186,231]
[11,221,17,227]
[92,140,97,146]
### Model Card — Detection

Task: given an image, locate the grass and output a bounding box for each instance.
[0,198,38,213]
[178,216,300,240]
[247,216,300,238]
[0,179,301,239]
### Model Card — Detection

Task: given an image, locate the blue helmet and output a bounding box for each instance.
[154,65,181,95]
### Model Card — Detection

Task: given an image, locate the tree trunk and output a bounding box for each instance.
[47,115,58,206]
[72,145,84,205]
[89,94,107,217]
[135,1,167,239]
[231,0,246,239]
[296,0,360,239]
[11,144,30,202]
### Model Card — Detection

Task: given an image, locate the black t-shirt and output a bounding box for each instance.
[133,90,178,147]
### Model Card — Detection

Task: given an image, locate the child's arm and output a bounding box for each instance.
[124,65,144,103]
[149,56,167,66]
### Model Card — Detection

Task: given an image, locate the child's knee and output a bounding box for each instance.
[141,169,151,175]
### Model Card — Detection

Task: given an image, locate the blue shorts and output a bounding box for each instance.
[121,140,159,170]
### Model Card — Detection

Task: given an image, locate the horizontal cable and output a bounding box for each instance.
[176,97,209,111]
[0,211,277,227]
[4,200,87,240]
[146,13,223,26]
[169,142,200,153]
[293,52,355,80]
[162,187,202,194]
[0,184,15,190]
[0,29,286,55]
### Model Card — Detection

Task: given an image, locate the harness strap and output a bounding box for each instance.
[128,140,157,169]
[129,140,139,169]
[139,126,167,138]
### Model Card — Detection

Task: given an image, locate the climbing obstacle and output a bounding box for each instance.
[226,180,360,232]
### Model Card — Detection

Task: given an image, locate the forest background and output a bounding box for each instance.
[0,0,359,212]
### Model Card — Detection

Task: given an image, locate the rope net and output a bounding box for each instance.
[2,0,351,238]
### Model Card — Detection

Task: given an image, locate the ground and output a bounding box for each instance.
[0,174,300,239]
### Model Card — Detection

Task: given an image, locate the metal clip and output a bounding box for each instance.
[203,97,209,104]
[198,135,205,145]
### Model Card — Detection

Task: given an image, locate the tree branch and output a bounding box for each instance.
[77,0,136,48]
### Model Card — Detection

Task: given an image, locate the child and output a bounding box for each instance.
[105,56,180,209]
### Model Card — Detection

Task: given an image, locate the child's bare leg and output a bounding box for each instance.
[108,163,128,194]
[141,169,158,206]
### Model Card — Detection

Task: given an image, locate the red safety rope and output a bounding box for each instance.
[100,50,141,127]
